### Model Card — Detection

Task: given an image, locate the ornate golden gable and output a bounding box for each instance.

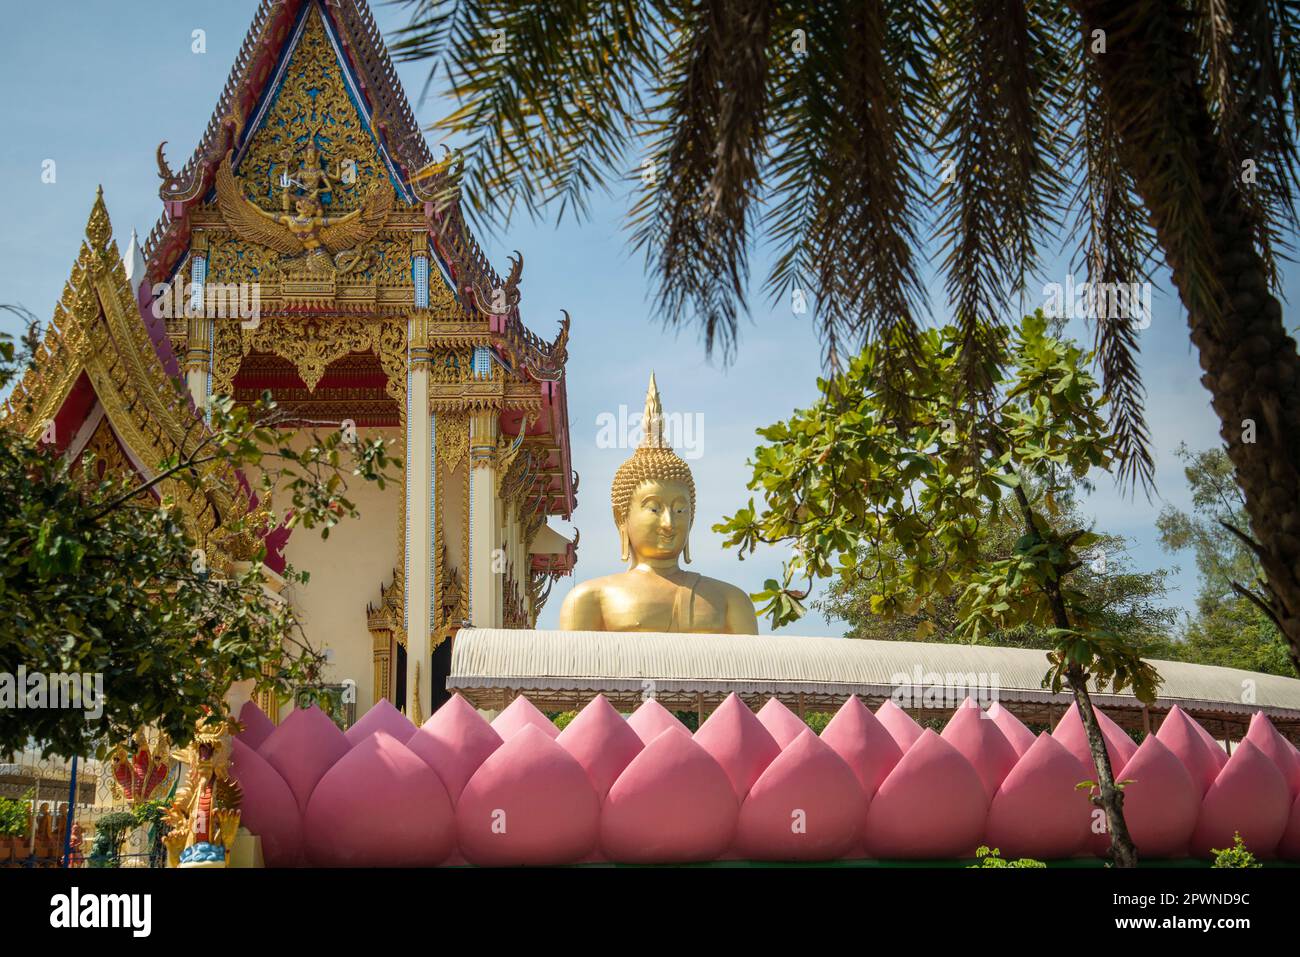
[240,6,386,215]
[2,189,248,555]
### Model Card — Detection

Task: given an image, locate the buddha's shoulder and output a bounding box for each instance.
[693,574,752,604]
[562,573,635,601]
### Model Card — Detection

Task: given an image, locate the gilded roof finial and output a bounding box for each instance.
[641,371,666,449]
[86,185,113,253]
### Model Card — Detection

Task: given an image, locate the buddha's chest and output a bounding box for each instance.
[601,577,728,633]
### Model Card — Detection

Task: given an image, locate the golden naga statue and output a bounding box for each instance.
[162,714,244,868]
[214,150,392,274]
[558,375,758,634]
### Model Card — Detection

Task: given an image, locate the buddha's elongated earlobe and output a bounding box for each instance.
[683,535,692,565]
[620,525,631,563]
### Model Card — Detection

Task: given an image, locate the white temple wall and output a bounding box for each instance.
[251,427,403,719]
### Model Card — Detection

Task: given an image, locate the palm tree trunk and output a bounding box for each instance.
[1072,0,1300,675]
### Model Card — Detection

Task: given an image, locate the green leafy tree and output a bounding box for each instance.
[0,315,399,758]
[1158,444,1298,676]
[393,0,1300,671]
[819,482,1179,658]
[716,314,1158,866]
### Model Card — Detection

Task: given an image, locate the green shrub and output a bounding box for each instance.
[1211,833,1261,868]
[550,710,579,731]
[968,846,1046,868]
[803,712,833,734]
[0,797,28,837]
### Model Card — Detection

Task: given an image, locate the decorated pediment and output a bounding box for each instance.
[193,5,441,310]
[237,6,391,216]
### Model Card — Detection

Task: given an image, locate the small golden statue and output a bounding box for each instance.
[558,374,758,634]
[277,136,336,210]
[162,714,243,868]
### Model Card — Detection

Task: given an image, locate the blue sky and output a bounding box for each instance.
[0,0,1290,635]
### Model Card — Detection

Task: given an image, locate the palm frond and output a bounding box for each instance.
[933,0,1073,398]
[627,0,776,359]
[763,0,934,391]
[1069,28,1158,492]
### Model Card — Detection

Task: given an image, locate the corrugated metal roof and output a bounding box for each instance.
[448,629,1300,721]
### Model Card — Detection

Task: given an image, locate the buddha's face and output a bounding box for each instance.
[623,478,692,561]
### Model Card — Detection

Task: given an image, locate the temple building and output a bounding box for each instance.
[2,0,577,723]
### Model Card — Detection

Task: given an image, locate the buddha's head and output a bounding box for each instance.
[611,374,696,565]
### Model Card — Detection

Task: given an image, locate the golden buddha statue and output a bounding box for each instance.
[558,374,758,634]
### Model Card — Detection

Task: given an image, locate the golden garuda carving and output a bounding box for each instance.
[215,151,393,275]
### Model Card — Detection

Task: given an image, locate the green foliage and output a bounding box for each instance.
[802,712,832,735]
[391,0,1300,499]
[86,810,137,868]
[968,845,1047,868]
[716,314,1161,704]
[1211,832,1261,868]
[0,796,28,837]
[550,710,579,731]
[0,318,399,758]
[1158,445,1297,677]
[673,710,699,732]
[131,799,169,830]
[133,797,171,868]
[818,478,1179,657]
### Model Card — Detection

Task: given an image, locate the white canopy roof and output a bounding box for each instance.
[448,628,1300,740]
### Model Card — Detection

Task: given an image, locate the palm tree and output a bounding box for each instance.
[391,0,1300,865]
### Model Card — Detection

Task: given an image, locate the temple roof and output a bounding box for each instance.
[140,0,575,519]
[2,190,268,566]
[144,0,541,341]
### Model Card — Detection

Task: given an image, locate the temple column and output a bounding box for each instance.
[405,309,434,721]
[184,315,212,409]
[469,407,501,628]
[184,238,211,409]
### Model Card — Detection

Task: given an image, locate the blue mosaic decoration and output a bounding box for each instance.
[472,345,491,379]
[189,256,207,314]
[413,255,429,308]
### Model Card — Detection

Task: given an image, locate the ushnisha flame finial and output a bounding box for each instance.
[641,371,667,450]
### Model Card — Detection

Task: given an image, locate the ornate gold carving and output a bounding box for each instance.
[469,411,499,469]
[71,418,154,508]
[3,189,245,560]
[210,317,407,397]
[435,412,469,472]
[237,7,386,216]
[368,567,405,705]
[430,349,473,384]
[469,250,522,316]
[372,631,392,705]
